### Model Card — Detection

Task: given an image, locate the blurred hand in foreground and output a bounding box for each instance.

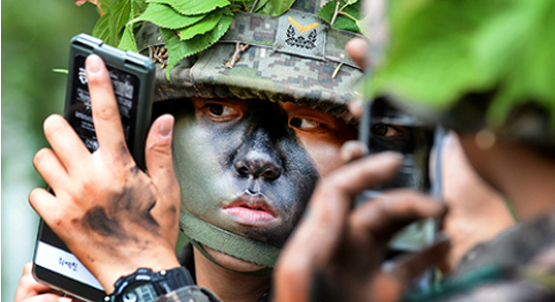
[273,150,450,302]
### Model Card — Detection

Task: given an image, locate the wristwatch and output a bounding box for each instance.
[105,267,195,302]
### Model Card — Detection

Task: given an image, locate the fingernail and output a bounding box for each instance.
[348,96,364,118]
[86,54,102,74]
[443,132,456,148]
[385,151,404,162]
[340,140,368,163]
[59,297,73,302]
[159,115,174,138]
[433,232,452,245]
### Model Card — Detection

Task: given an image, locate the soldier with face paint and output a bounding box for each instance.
[14,1,386,302]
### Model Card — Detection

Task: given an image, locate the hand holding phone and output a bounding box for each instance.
[358,97,442,253]
[31,34,181,300]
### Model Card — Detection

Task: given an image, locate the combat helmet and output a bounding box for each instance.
[81,0,364,270]
[365,0,555,152]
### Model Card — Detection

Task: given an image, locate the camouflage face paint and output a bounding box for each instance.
[172,98,319,248]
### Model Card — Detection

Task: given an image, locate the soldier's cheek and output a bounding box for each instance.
[295,133,351,177]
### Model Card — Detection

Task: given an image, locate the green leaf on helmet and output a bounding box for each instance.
[257,0,295,16]
[317,0,336,22]
[93,10,111,42]
[106,0,132,46]
[147,0,230,16]
[96,0,114,14]
[118,24,139,52]
[131,3,207,30]
[133,0,148,12]
[178,9,224,41]
[317,0,362,33]
[252,0,269,13]
[162,14,233,79]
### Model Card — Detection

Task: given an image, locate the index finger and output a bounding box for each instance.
[85,54,130,161]
[299,152,404,246]
[274,152,403,302]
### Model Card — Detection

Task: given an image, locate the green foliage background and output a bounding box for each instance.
[1,1,98,300]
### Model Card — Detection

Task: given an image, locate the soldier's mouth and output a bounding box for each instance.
[222,194,278,226]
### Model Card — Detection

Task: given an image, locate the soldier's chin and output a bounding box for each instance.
[199,245,267,272]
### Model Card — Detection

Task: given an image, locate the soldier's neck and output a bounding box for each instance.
[193,247,271,302]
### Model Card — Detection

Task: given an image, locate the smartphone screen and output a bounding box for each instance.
[33,34,154,302]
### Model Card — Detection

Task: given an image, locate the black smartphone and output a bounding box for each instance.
[358,96,445,252]
[32,33,155,302]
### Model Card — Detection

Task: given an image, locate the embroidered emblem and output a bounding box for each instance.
[275,11,327,60]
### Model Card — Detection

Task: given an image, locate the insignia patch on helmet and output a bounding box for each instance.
[275,10,327,61]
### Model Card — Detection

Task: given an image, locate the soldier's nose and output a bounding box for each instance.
[234,149,282,181]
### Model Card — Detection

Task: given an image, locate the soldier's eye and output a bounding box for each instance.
[371,123,405,137]
[289,117,324,131]
[208,104,224,116]
[203,103,241,121]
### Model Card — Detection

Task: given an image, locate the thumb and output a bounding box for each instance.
[145,114,178,194]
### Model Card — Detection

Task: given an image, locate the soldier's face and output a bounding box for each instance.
[171,97,357,247]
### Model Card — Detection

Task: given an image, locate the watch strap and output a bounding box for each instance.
[107,267,194,302]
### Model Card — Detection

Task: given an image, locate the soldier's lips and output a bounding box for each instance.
[223,195,278,226]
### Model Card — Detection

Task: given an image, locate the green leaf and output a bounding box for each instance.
[162,14,233,78]
[252,0,269,13]
[257,0,295,16]
[133,0,148,12]
[371,0,505,107]
[317,0,336,23]
[132,0,146,17]
[481,0,555,128]
[132,3,207,29]
[178,10,223,40]
[107,0,133,46]
[97,0,114,12]
[147,0,230,15]
[98,0,115,7]
[93,10,111,42]
[118,24,139,52]
[317,0,361,33]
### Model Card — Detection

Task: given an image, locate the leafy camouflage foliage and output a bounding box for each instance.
[81,0,296,77]
[368,0,555,130]
[317,0,363,33]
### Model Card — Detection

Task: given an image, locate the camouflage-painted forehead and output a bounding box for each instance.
[136,9,364,124]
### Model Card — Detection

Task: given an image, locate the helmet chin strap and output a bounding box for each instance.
[180,211,280,277]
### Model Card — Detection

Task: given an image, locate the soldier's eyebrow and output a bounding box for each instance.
[191,96,250,106]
